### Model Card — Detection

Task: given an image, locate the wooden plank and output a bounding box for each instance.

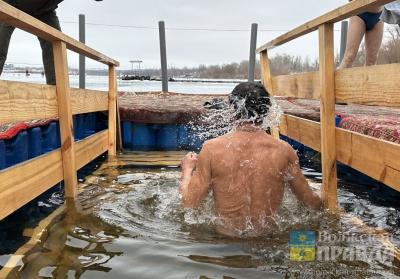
[127,161,181,167]
[279,114,400,192]
[272,72,320,99]
[336,127,400,191]
[279,115,321,151]
[260,50,274,94]
[53,41,77,198]
[0,80,57,125]
[260,63,400,107]
[108,65,117,156]
[335,64,400,107]
[0,130,108,221]
[259,50,280,139]
[0,151,64,221]
[75,130,109,170]
[0,80,108,125]
[319,23,337,211]
[71,88,108,114]
[257,0,392,52]
[116,94,123,151]
[0,1,119,66]
[117,151,187,166]
[120,151,189,157]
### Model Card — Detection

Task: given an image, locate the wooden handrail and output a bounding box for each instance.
[279,115,400,192]
[0,1,119,66]
[0,1,119,218]
[256,0,393,52]
[0,130,109,220]
[258,0,400,209]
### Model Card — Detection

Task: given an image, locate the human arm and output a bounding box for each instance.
[285,145,322,209]
[180,146,212,208]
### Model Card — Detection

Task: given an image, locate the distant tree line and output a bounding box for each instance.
[10,27,399,78]
[162,26,400,79]
[165,55,319,79]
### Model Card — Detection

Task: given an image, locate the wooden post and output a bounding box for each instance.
[53,41,78,198]
[260,50,279,139]
[79,14,86,89]
[319,23,338,211]
[108,65,117,156]
[116,95,123,151]
[260,50,273,93]
[340,21,348,63]
[248,23,258,82]
[159,21,168,92]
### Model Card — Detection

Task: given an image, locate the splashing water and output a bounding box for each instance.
[90,168,324,242]
[189,96,283,143]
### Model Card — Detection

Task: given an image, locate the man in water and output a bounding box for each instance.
[0,0,102,85]
[180,82,322,237]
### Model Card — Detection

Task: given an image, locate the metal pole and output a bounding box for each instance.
[159,21,168,92]
[248,23,258,82]
[340,21,348,63]
[79,14,86,89]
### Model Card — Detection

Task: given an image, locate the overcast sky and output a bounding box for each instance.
[6,0,350,70]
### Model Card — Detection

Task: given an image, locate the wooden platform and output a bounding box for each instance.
[116,151,187,167]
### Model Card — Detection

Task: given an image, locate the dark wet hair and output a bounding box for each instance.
[228,82,271,123]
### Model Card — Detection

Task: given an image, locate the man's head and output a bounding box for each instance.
[229,82,271,124]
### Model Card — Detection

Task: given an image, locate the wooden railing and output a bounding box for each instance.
[258,0,400,211]
[0,1,119,220]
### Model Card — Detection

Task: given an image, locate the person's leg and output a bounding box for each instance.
[338,16,366,69]
[364,20,384,66]
[0,23,15,75]
[36,11,61,85]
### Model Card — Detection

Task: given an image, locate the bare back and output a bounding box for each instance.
[207,131,290,236]
[182,128,322,237]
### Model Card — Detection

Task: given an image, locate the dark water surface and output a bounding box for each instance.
[1,155,400,279]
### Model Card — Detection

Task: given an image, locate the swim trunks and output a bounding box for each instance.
[358,11,383,31]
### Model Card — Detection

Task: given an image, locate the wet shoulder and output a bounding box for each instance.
[257,134,294,158]
[201,137,224,151]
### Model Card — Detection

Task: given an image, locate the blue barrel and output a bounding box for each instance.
[0,140,5,170]
[188,127,204,151]
[28,127,42,159]
[73,115,84,140]
[178,125,190,150]
[132,123,157,151]
[41,122,58,153]
[56,122,61,148]
[5,131,29,167]
[335,115,341,127]
[82,113,96,138]
[291,139,305,153]
[157,124,178,151]
[95,112,108,132]
[122,121,133,149]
